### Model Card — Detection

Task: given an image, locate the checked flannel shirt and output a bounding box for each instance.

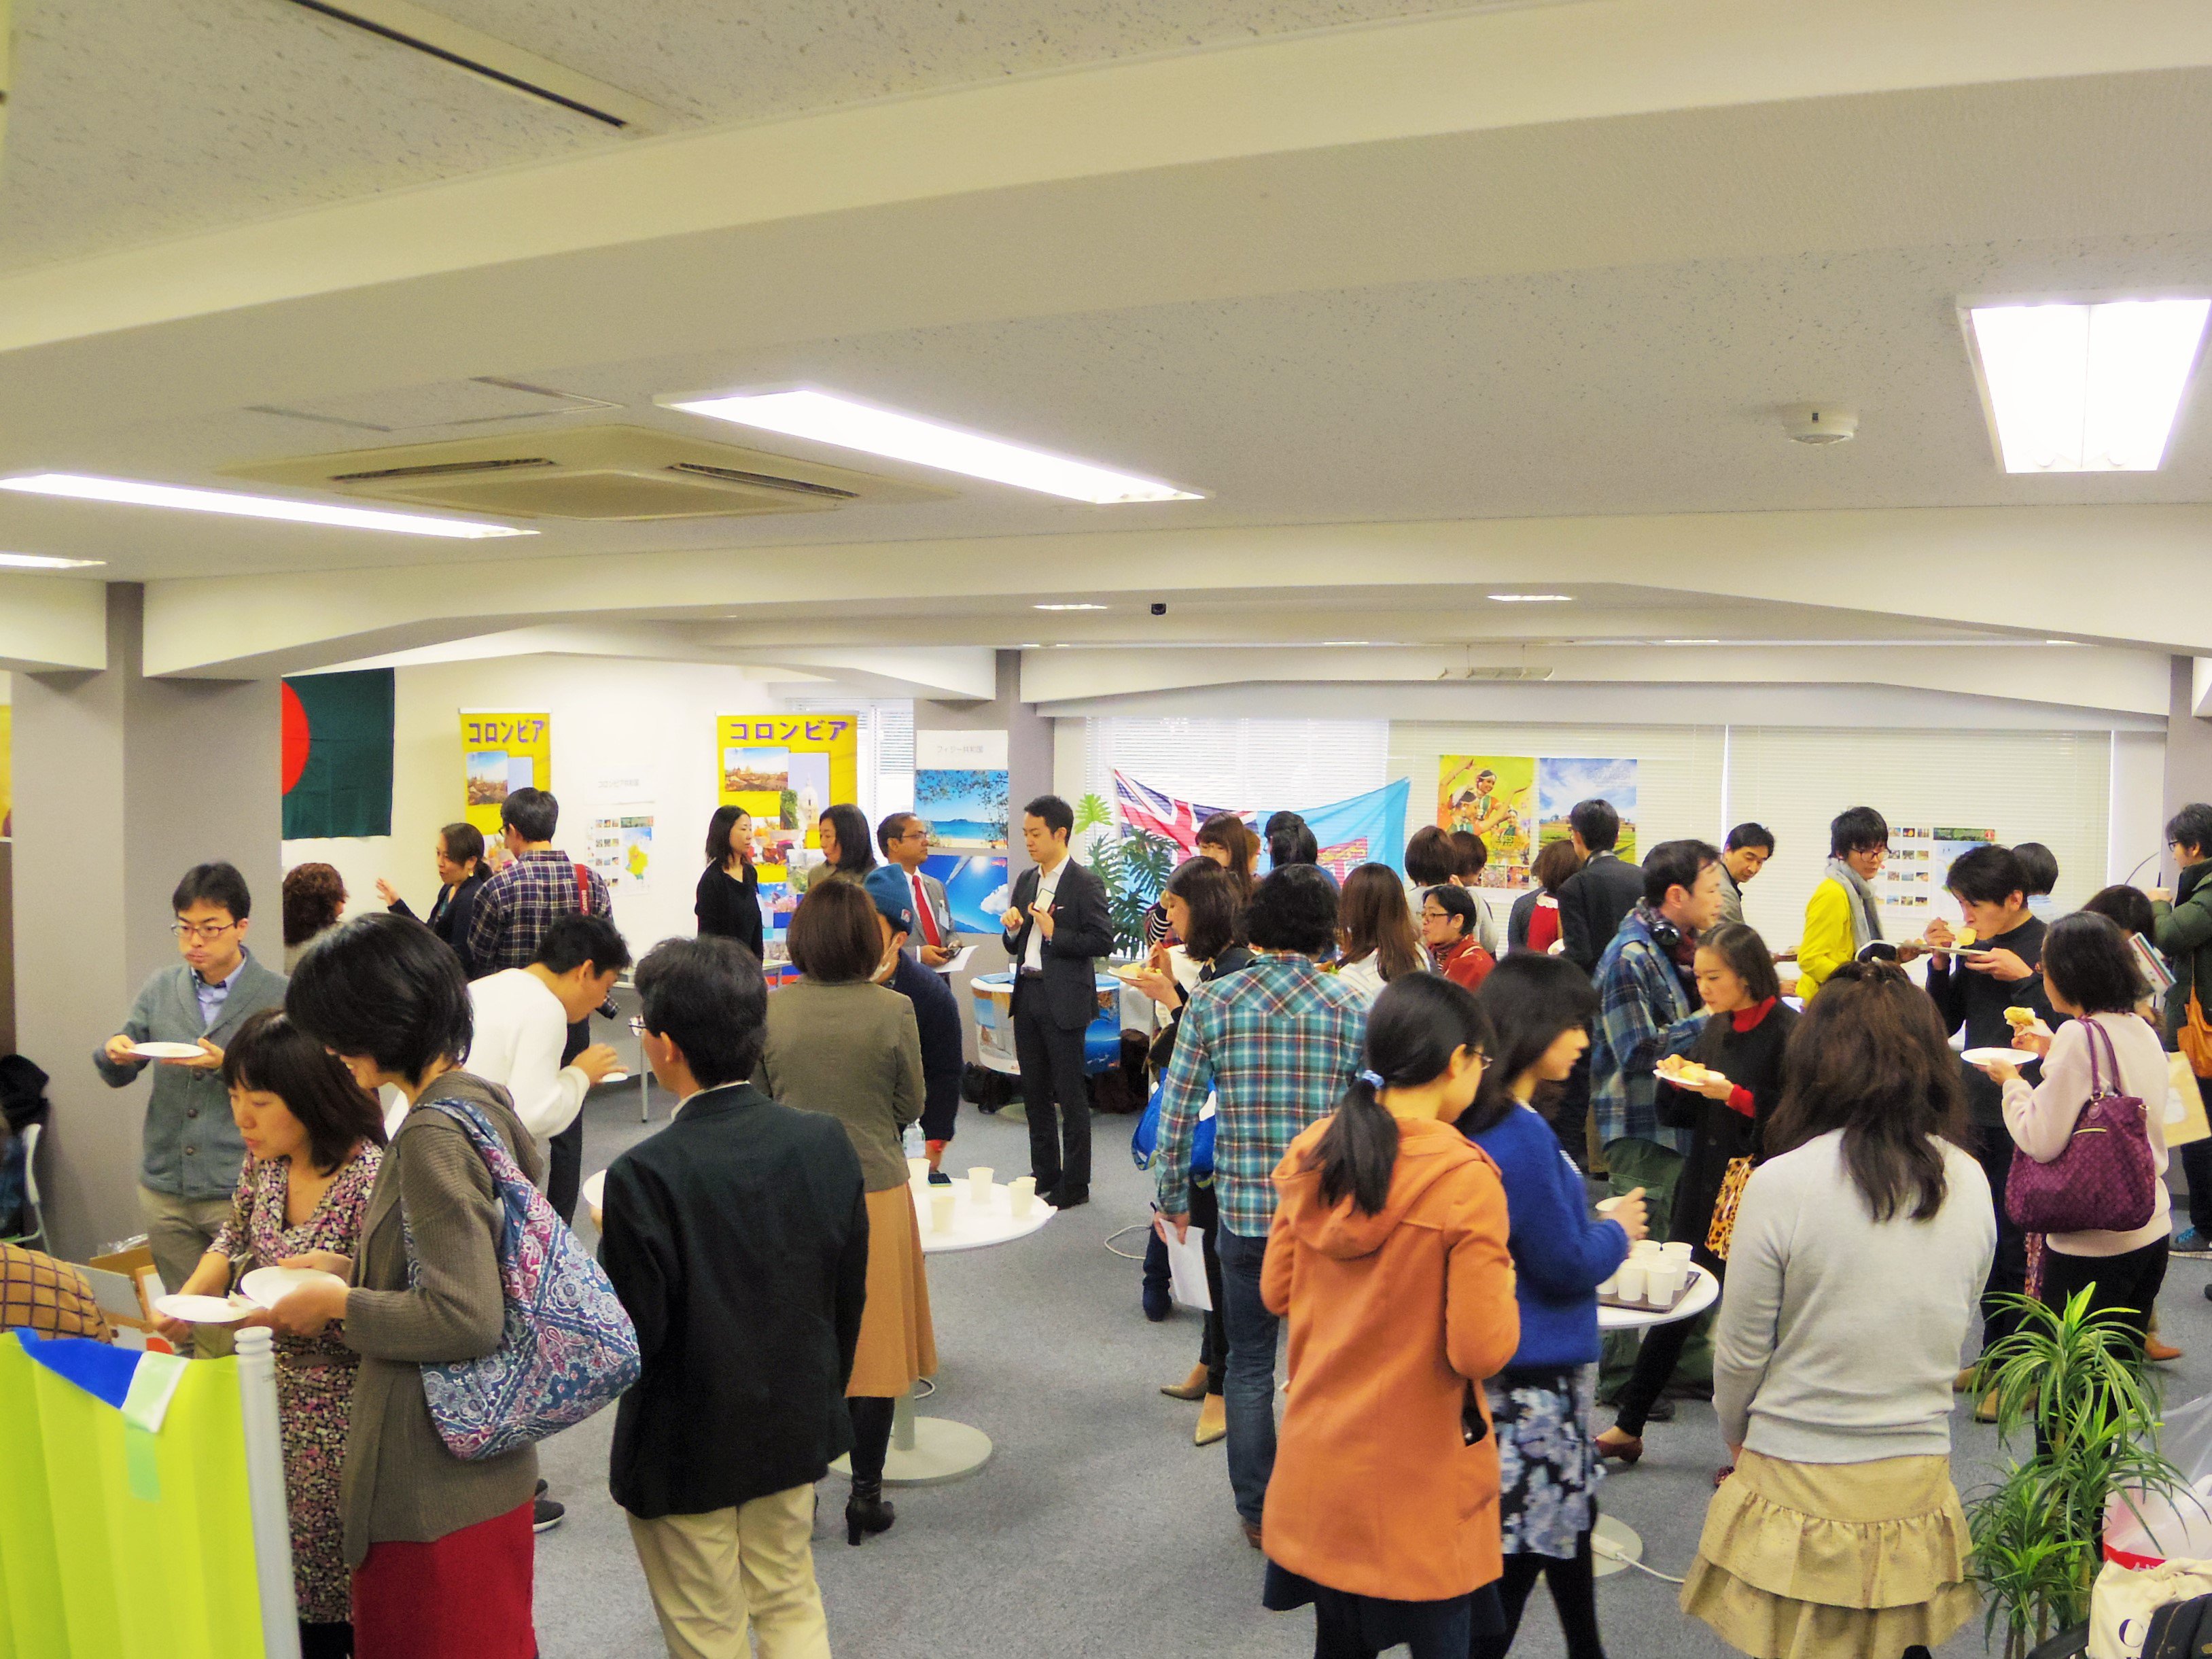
[1590,902,1707,1157]
[468,848,613,975]
[1154,954,1369,1238]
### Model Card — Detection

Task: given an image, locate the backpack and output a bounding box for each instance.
[1130,1081,1215,1177]
[402,1089,640,1461]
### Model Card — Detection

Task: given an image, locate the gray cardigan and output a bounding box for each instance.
[339,1071,542,1566]
[92,952,289,1200]
[757,979,923,1193]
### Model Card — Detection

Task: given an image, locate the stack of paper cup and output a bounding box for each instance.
[968,1166,995,1205]
[930,1188,957,1233]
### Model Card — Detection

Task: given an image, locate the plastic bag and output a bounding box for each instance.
[2105,1391,2212,1568]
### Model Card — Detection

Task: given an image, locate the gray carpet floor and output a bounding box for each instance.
[536,1087,2212,1657]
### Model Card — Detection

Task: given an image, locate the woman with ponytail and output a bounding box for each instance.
[1259,975,1521,1659]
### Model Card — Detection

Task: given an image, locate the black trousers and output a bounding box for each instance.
[1013,994,1091,1198]
[1971,1121,2030,1355]
[548,1018,589,1226]
[1191,1178,1228,1395]
[2182,1078,2212,1234]
[847,1395,896,1486]
[2039,1236,2169,1353]
[1473,1529,1603,1659]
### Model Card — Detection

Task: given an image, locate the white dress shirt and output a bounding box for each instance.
[1023,860,1066,973]
[467,969,591,1169]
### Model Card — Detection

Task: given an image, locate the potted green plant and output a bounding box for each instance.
[1072,793,1180,958]
[1967,1288,2189,1659]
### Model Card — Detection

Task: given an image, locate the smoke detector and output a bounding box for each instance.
[1781,405,1857,445]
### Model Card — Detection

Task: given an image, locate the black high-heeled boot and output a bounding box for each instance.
[845,1479,896,1546]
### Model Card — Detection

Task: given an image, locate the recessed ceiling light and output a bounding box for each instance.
[1966,298,2212,472]
[1034,602,1110,611]
[1320,640,1371,646]
[662,389,1204,504]
[1487,593,1573,604]
[1017,642,1043,649]
[0,551,105,570]
[0,474,533,538]
[1658,638,1720,645]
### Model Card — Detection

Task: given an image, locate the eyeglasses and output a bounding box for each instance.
[894,826,931,841]
[171,921,240,942]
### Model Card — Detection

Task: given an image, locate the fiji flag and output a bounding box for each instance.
[1112,771,1244,854]
[281,668,395,839]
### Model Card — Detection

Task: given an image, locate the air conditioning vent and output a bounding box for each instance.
[221,426,951,521]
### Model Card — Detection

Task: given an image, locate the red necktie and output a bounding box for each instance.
[912,872,943,947]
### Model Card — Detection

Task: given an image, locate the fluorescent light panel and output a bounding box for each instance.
[0,474,534,538]
[0,551,104,569]
[1488,593,1573,603]
[665,389,1201,504]
[1034,602,1109,611]
[1968,299,2211,472]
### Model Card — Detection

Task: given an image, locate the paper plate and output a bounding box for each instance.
[598,1070,631,1086]
[582,1169,608,1214]
[1964,1047,2033,1068]
[154,1293,247,1324]
[130,1041,205,1060]
[239,1265,345,1310]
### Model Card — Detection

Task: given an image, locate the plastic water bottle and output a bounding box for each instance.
[902,1121,924,1159]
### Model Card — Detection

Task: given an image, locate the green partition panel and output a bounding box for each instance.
[0,1335,266,1659]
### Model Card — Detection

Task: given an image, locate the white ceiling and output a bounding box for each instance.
[0,0,1553,273]
[2,0,2211,699]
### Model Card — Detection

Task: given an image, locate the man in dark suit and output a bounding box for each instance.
[864,865,967,1184]
[1556,797,1647,973]
[599,935,868,1656]
[999,794,1115,1208]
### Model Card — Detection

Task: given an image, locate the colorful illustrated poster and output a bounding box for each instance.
[461,710,550,835]
[923,851,1013,935]
[1535,756,1638,862]
[1439,756,1536,886]
[588,812,656,890]
[717,713,858,881]
[1881,824,1994,926]
[915,729,1009,848]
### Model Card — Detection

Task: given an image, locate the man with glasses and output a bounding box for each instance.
[93,862,288,1329]
[876,811,963,971]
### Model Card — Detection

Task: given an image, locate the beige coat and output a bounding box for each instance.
[757,979,923,1192]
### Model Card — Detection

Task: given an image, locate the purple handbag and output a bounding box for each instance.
[2005,1018,2157,1236]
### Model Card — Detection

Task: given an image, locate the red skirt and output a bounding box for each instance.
[352,1499,535,1659]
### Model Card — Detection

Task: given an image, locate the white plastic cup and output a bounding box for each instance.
[1647,1263,1686,1306]
[908,1157,930,1186]
[1010,1176,1036,1218]
[930,1189,957,1233]
[968,1166,995,1204]
[1594,1195,1622,1217]
[1614,1263,1648,1304]
[1596,1272,1620,1298]
[1660,1241,1693,1263]
[1631,1238,1662,1259]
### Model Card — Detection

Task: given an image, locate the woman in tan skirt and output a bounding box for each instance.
[758,878,936,1546]
[1683,962,1994,1659]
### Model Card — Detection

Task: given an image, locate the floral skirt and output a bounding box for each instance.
[277,1356,359,1624]
[1679,1448,1979,1659]
[1485,1365,1602,1560]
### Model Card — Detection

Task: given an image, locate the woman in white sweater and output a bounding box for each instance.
[1681,961,1993,1659]
[1985,910,2169,1350]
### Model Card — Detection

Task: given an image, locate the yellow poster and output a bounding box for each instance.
[716,713,860,877]
[460,710,552,835]
[1439,755,1537,886]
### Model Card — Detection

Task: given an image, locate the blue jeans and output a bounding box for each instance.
[1216,1223,1279,1526]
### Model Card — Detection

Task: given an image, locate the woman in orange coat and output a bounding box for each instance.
[1261,974,1524,1659]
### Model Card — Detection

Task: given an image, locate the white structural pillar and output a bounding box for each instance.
[13,584,282,1257]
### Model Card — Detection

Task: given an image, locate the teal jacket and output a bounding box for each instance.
[92,951,289,1200]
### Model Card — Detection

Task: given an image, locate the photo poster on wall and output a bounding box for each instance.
[716,713,859,884]
[922,852,1013,936]
[914,730,1010,849]
[461,710,552,836]
[1438,756,1536,888]
[1535,756,1638,863]
[587,811,657,891]
[1879,824,1995,930]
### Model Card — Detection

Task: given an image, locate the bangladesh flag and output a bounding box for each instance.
[281,669,394,839]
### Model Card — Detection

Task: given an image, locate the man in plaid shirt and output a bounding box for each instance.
[1155,865,1365,1543]
[468,788,612,1227]
[1590,837,1721,1391]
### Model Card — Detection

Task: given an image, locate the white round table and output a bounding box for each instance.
[1592,1265,1721,1577]
[831,1170,1053,1485]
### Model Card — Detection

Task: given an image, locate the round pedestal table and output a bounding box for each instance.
[829,1170,1053,1486]
[1590,1266,1723,1577]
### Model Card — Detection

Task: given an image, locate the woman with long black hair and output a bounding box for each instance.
[1462,954,1643,1659]
[694,805,764,960]
[1259,975,1520,1659]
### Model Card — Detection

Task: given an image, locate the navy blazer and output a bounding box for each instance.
[889,953,964,1122]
